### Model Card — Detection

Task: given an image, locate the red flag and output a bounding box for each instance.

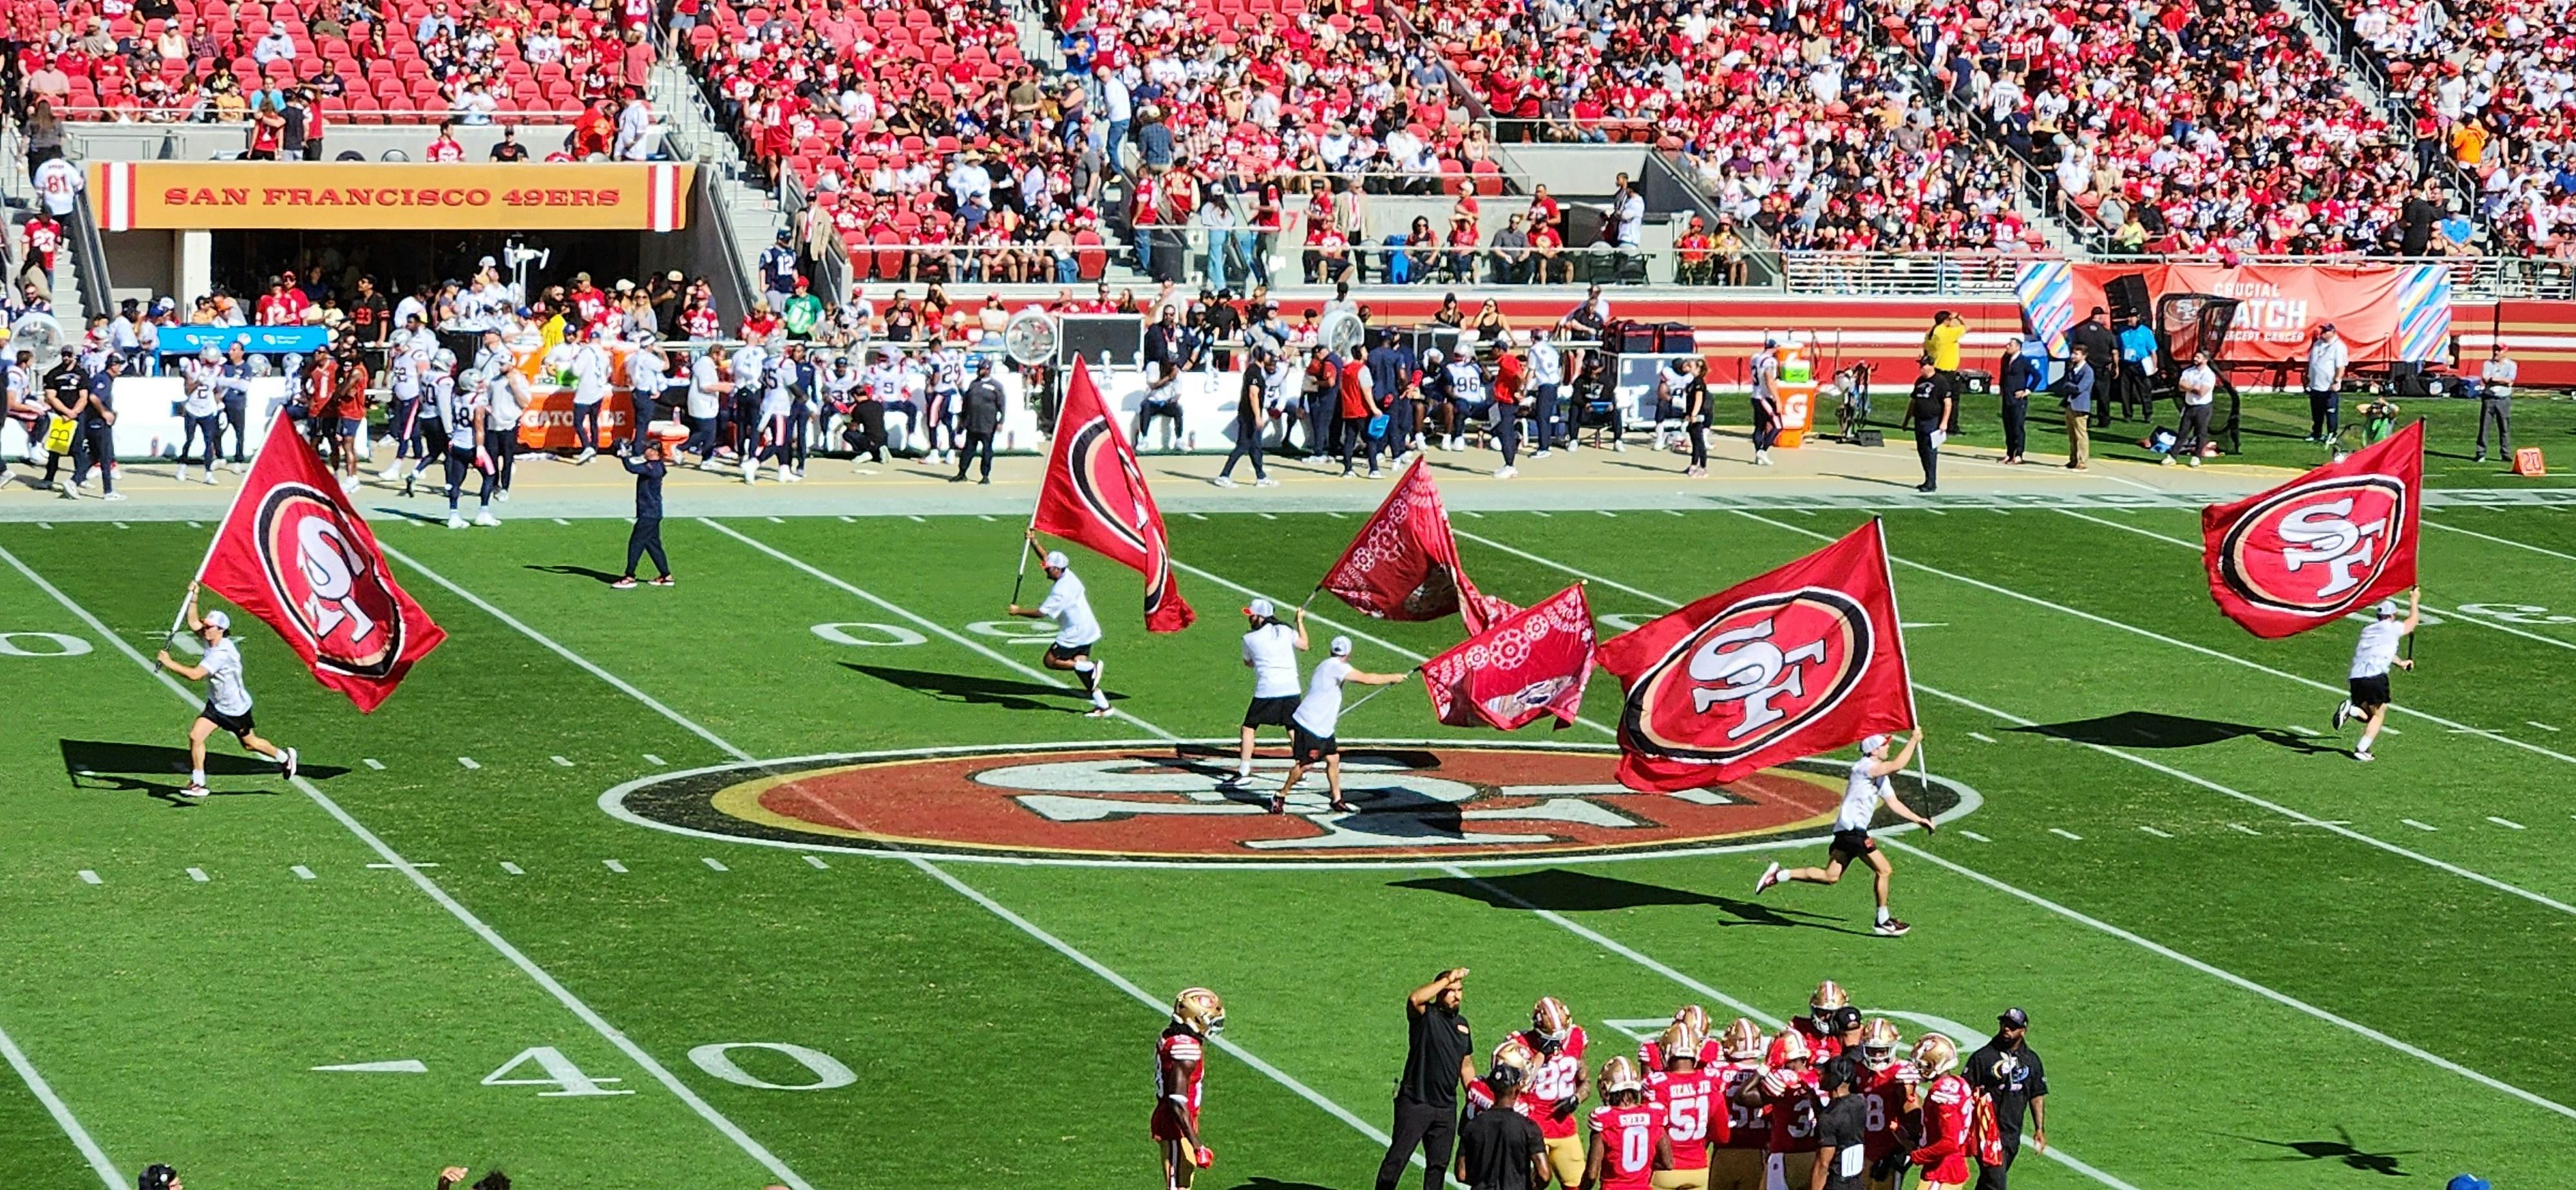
[1033,358,1195,632]
[2202,420,2422,639]
[1318,456,1514,632]
[1595,520,1915,791]
[1423,583,1598,730]
[197,417,446,712]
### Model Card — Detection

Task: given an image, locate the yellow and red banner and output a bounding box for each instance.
[93,162,691,231]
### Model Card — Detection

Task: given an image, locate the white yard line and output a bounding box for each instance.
[1967,731,1997,743]
[0,543,819,1190]
[1957,829,1992,842]
[1741,511,2576,768]
[77,870,101,885]
[187,867,209,883]
[500,862,525,875]
[603,860,629,873]
[2226,824,2263,836]
[2047,827,2083,841]
[2488,817,2527,831]
[702,857,730,871]
[292,865,317,880]
[2530,722,2561,733]
[2139,826,2175,839]
[802,855,830,869]
[0,1021,122,1189]
[2403,819,2439,832]
[2423,518,2576,563]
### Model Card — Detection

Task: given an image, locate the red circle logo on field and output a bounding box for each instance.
[2219,476,2410,615]
[603,743,1974,866]
[252,484,406,677]
[1621,589,1871,768]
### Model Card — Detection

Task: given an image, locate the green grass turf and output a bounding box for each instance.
[3,503,2573,1188]
[1876,388,2576,487]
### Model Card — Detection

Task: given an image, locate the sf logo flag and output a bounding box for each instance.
[198,417,448,710]
[2202,420,2421,639]
[1596,520,1917,791]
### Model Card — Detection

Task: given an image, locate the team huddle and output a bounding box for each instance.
[1155,979,2021,1190]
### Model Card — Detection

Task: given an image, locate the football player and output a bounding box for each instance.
[1465,1039,1541,1121]
[1010,530,1113,717]
[1790,983,1851,1061]
[1155,987,1225,1190]
[1853,1019,1913,1190]
[1639,1005,1720,1071]
[1707,1019,1770,1190]
[1517,997,1591,1188]
[1643,1021,1720,1190]
[1732,1032,1821,1190]
[1586,1055,1671,1190]
[1755,732,1934,936]
[1901,1035,1971,1190]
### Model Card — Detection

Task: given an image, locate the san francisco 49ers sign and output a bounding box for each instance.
[2202,422,2421,638]
[600,742,1975,867]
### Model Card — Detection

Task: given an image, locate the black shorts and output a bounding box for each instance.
[1291,724,1337,763]
[2349,673,2391,708]
[1242,695,1299,729]
[200,702,256,737]
[1830,827,1877,861]
[1045,642,1093,664]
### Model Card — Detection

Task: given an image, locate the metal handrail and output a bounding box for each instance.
[50,106,595,125]
[68,184,116,317]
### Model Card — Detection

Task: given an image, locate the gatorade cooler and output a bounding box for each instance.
[1770,335,1819,448]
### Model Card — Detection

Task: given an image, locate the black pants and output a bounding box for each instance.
[222,393,249,461]
[1135,400,1182,448]
[443,446,490,509]
[484,426,516,492]
[573,401,602,453]
[1373,1098,1457,1190]
[1750,400,1779,451]
[1532,382,1560,448]
[1686,420,1707,469]
[1497,402,1521,467]
[1915,422,1939,489]
[1307,397,1336,459]
[846,399,887,461]
[48,421,113,491]
[954,429,994,480]
[625,516,668,577]
[2308,390,2340,438]
[185,413,222,470]
[1340,414,1380,473]
[1936,368,1965,433]
[2001,395,2028,458]
[1975,1137,2021,1189]
[1218,413,1265,480]
[2176,402,2213,459]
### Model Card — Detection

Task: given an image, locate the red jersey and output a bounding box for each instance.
[1514,1026,1588,1140]
[1910,1073,1972,1184]
[1150,1026,1205,1141]
[1712,1061,1768,1150]
[23,216,60,271]
[1791,1016,1844,1062]
[1464,1079,1540,1122]
[1855,1064,1909,1161]
[1587,1101,1667,1190]
[1758,1067,1823,1155]
[303,357,338,415]
[1643,1069,1720,1167]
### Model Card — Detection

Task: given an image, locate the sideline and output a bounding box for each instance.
[0,1019,122,1190]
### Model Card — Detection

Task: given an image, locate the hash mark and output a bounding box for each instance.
[978,515,996,522]
[553,518,571,525]
[766,516,785,524]
[2401,818,2438,831]
[2530,721,2562,733]
[500,862,525,875]
[551,755,574,767]
[1186,513,1208,520]
[2286,725,2320,736]
[1597,510,1618,518]
[701,856,729,871]
[1958,829,1992,842]
[603,860,627,873]
[2226,823,2263,836]
[2138,826,2175,838]
[186,521,201,528]
[643,753,667,766]
[1258,513,1278,520]
[111,521,129,529]
[2047,827,2082,841]
[1325,511,1345,518]
[803,855,829,869]
[292,865,316,880]
[36,522,50,529]
[187,867,209,883]
[2488,816,2527,830]
[1532,510,1552,518]
[2381,726,2401,735]
[77,870,100,885]
[362,758,385,770]
[1663,509,1687,517]
[908,515,927,523]
[365,863,438,869]
[838,515,857,524]
[1462,510,1486,518]
[1967,731,1997,744]
[457,757,480,770]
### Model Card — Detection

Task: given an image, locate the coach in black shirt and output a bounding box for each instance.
[1374,967,1473,1190]
[1812,1056,1870,1190]
[1967,1008,2049,1189]
[1908,363,1951,493]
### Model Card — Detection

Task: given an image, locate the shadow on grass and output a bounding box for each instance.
[842,662,1120,711]
[59,739,320,805]
[1391,869,1865,934]
[2230,1126,2413,1176]
[526,563,628,585]
[2012,711,2340,755]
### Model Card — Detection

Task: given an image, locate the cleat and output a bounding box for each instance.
[496,489,509,503]
[100,491,126,501]
[281,747,299,780]
[610,576,638,589]
[2331,701,2353,731]
[2354,750,2374,763]
[1754,861,1781,895]
[649,574,676,587]
[447,514,470,529]
[473,511,501,527]
[1211,475,1236,489]
[1492,466,1517,478]
[1083,705,1116,719]
[1267,794,1285,815]
[1874,918,1911,937]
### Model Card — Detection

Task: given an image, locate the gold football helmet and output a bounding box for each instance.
[1911,1033,1959,1078]
[1531,996,1573,1041]
[1766,1030,1812,1068]
[1859,1019,1903,1072]
[1719,1017,1765,1061]
[1672,1004,1712,1035]
[1490,1038,1539,1079]
[1809,980,1850,1022]
[1599,1054,1645,1096]
[1659,1021,1707,1069]
[1171,987,1226,1036]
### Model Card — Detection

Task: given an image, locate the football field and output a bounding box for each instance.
[5,497,2575,1189]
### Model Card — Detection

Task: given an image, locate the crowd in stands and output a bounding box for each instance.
[2342,0,2576,260]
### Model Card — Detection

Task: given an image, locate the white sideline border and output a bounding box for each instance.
[1439,525,2576,1124]
[0,543,820,1190]
[0,1020,122,1189]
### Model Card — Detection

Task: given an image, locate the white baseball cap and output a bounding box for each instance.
[203,610,231,632]
[1245,598,1275,618]
[2376,600,2398,618]
[1045,550,1069,569]
[1861,733,1889,753]
[1330,635,1353,656]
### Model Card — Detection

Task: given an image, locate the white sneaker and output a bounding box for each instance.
[2331,701,2353,731]
[1256,476,1278,487]
[2354,750,2374,763]
[700,460,721,472]
[1530,449,1551,459]
[1611,439,1626,453]
[496,489,510,503]
[100,491,126,502]
[741,456,757,484]
[179,783,209,798]
[473,510,501,527]
[280,746,299,780]
[575,448,596,464]
[59,482,79,500]
[176,466,189,484]
[337,473,361,493]
[1754,861,1782,894]
[1211,475,1236,488]
[1492,466,1517,478]
[780,467,802,483]
[203,470,219,486]
[448,513,470,529]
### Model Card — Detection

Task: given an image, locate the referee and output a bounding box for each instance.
[1372,967,1474,1190]
[1966,1008,2048,1189]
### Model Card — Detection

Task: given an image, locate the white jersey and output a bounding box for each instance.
[1242,623,1302,699]
[438,379,484,444]
[1038,570,1103,649]
[487,371,527,431]
[757,368,793,420]
[625,350,667,404]
[202,636,252,715]
[1293,656,1355,737]
[688,356,726,419]
[865,363,909,402]
[182,359,225,417]
[569,344,612,405]
[2351,619,2405,679]
[389,348,426,399]
[1837,756,1890,833]
[820,363,860,405]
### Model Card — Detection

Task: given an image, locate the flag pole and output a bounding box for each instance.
[171,416,275,641]
[1011,508,1039,607]
[1872,518,1933,792]
[1340,665,1421,717]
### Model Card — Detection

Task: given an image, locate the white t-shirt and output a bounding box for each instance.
[34,158,81,216]
[202,636,252,715]
[570,344,611,405]
[2306,337,2348,392]
[1837,756,1889,833]
[1242,623,1302,699]
[2482,357,2517,396]
[2351,618,2406,679]
[2179,363,2217,407]
[1293,656,1355,737]
[487,372,527,431]
[688,356,726,419]
[1039,571,1103,649]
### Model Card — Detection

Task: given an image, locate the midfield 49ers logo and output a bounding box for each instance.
[601,742,1974,865]
[1618,589,1871,767]
[2217,476,2409,616]
[252,483,408,677]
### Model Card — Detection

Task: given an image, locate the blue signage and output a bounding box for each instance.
[157,325,334,355]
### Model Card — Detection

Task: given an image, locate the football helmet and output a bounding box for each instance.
[1600,1054,1645,1096]
[1171,987,1226,1036]
[1809,980,1849,1023]
[1490,1038,1538,1080]
[1719,1017,1765,1061]
[1673,1003,1712,1035]
[1911,1033,1959,1078]
[1766,1030,1812,1069]
[1531,997,1573,1044]
[1859,1019,1903,1072]
[1659,1021,1706,1070]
